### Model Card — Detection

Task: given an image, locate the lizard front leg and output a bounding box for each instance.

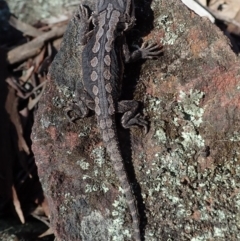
[117,100,148,133]
[123,37,162,63]
[65,4,94,122]
[120,38,161,133]
[75,4,93,45]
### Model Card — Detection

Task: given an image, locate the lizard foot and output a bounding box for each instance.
[122,113,148,134]
[75,4,91,23]
[140,42,163,59]
[64,101,89,123]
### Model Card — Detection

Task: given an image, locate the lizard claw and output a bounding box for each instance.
[75,4,91,24]
[64,107,77,123]
[134,113,149,134]
[140,42,163,59]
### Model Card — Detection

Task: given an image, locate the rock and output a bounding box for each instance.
[32,0,240,240]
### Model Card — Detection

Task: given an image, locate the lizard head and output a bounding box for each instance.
[93,0,135,31]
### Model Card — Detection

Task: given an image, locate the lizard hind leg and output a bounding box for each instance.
[117,100,148,133]
[64,90,95,122]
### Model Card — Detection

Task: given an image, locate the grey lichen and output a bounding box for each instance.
[80,196,131,241]
[52,85,75,109]
[151,88,206,158]
[82,146,117,194]
[143,89,209,239]
[180,124,205,149]
[79,145,132,240]
[58,85,75,99]
[156,14,179,45]
[153,7,186,46]
[152,0,187,46]
[178,89,204,127]
[76,159,89,170]
[91,146,105,168]
[229,131,240,142]
[59,192,77,216]
[80,211,110,241]
[174,89,205,150]
[40,116,52,128]
[154,127,167,144]
[110,194,131,240]
[142,86,240,239]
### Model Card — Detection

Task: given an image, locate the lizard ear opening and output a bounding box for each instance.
[91,12,98,26]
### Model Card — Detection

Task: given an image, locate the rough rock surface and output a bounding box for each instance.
[6,0,75,23]
[32,0,240,240]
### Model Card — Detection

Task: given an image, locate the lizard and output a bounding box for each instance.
[67,1,161,240]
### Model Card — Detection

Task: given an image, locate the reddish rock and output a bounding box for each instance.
[32,0,240,240]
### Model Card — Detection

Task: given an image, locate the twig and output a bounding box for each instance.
[209,9,240,29]
[31,213,50,227]
[39,228,54,238]
[181,0,215,22]
[28,80,47,110]
[7,25,67,64]
[12,185,25,224]
[183,0,240,32]
[9,15,43,37]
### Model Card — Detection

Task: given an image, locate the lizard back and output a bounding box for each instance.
[82,3,125,109]
[81,1,142,240]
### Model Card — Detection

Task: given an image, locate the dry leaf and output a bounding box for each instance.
[38,228,54,238]
[12,185,25,224]
[209,0,240,19]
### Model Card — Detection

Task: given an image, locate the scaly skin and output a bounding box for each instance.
[67,1,162,240]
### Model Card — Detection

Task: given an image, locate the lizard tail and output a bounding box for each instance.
[98,117,141,241]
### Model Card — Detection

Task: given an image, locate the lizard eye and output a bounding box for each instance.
[91,12,98,26]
